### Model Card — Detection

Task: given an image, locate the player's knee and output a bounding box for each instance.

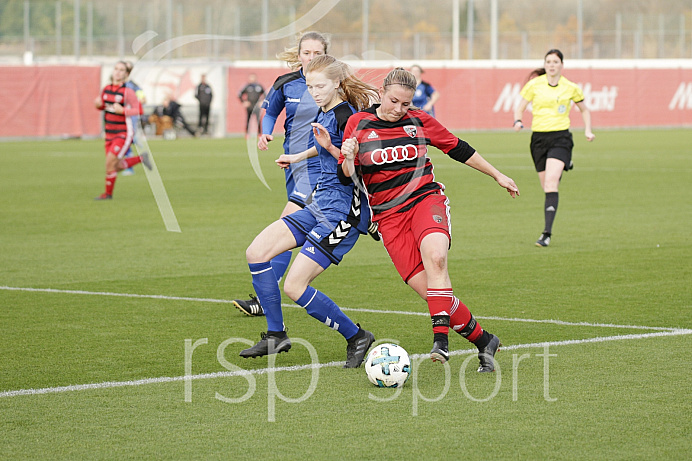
[426,251,448,273]
[282,277,306,302]
[245,243,265,264]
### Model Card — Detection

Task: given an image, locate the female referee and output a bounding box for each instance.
[513,49,595,247]
[339,68,519,372]
[238,55,379,369]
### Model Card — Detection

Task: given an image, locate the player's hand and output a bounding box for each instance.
[94,96,102,108]
[275,154,292,169]
[513,120,524,132]
[258,134,273,150]
[341,137,359,160]
[496,174,520,198]
[585,131,595,142]
[311,122,331,149]
[112,102,124,114]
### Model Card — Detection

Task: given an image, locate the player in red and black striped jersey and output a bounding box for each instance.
[93,61,151,200]
[338,68,519,372]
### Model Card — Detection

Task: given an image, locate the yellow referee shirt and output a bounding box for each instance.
[520,75,585,132]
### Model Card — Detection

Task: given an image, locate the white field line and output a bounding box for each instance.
[0,285,685,332]
[1,329,690,399]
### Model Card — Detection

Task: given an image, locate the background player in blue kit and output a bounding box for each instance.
[410,64,440,117]
[238,55,379,368]
[232,31,328,317]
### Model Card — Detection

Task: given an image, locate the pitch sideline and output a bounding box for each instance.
[0,285,684,331]
[1,285,690,399]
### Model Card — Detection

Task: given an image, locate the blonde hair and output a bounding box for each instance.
[305,55,378,112]
[276,31,330,71]
[383,67,417,92]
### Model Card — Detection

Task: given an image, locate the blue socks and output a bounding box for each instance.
[249,262,284,331]
[295,286,358,339]
[270,251,292,282]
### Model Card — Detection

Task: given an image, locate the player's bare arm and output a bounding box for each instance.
[275,147,318,169]
[464,152,520,198]
[310,122,341,159]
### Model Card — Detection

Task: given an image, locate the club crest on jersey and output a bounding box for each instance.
[403,125,417,138]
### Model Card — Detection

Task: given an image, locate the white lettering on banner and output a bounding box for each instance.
[493,82,619,113]
[669,83,692,110]
[580,83,618,112]
[492,83,522,113]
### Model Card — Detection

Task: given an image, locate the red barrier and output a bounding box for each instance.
[0,66,101,138]
[227,66,692,133]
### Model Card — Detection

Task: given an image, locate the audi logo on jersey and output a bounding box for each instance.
[370,144,420,165]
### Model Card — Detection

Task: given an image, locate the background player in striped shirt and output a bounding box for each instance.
[513,49,595,247]
[232,32,328,317]
[339,68,519,372]
[93,61,151,200]
[238,55,378,368]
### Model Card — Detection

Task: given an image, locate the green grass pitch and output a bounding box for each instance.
[1,129,690,459]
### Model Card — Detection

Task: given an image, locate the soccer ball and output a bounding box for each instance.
[364,343,411,388]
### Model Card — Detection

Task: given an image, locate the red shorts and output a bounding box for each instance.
[105,138,131,159]
[377,193,451,283]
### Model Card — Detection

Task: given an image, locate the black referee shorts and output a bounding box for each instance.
[530,130,573,172]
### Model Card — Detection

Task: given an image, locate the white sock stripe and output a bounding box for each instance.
[249,267,275,276]
[301,290,318,308]
[450,298,459,315]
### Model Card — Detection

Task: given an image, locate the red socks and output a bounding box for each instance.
[124,156,142,168]
[105,172,117,196]
[428,288,483,342]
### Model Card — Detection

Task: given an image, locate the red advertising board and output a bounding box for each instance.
[0,66,102,138]
[227,65,692,133]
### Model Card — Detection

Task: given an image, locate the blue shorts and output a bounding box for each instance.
[282,206,362,269]
[285,157,320,207]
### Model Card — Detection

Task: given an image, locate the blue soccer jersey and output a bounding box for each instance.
[309,101,370,235]
[262,69,321,206]
[281,101,370,268]
[412,81,436,117]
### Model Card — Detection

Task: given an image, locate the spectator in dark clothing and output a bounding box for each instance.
[238,73,265,135]
[195,75,213,135]
[151,95,197,137]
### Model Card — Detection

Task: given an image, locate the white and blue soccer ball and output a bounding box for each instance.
[364,343,411,388]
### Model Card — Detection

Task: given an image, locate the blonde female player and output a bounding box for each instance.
[513,49,595,247]
[238,55,379,369]
[231,32,329,316]
[339,68,519,372]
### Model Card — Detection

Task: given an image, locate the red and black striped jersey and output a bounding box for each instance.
[340,105,475,219]
[96,83,142,142]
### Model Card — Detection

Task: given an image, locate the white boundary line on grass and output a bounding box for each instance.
[1,329,690,399]
[0,286,685,332]
[1,285,690,399]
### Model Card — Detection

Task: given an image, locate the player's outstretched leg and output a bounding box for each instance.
[239,330,291,358]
